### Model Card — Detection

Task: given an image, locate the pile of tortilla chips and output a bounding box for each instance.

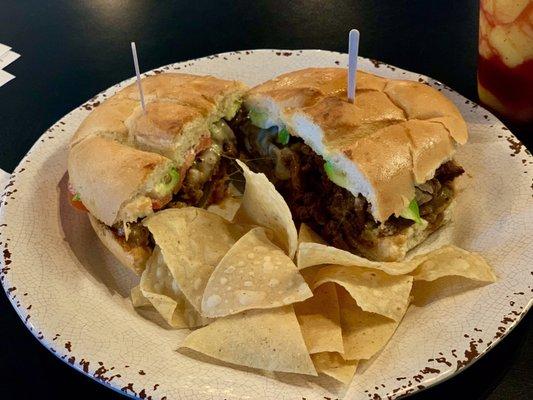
[132,160,497,384]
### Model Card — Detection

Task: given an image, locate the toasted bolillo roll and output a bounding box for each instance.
[232,68,467,261]
[68,73,248,274]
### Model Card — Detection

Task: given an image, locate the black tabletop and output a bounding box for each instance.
[0,1,531,399]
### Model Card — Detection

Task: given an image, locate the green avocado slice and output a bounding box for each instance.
[277,128,290,145]
[154,167,180,197]
[324,161,350,189]
[400,198,423,224]
[248,109,268,128]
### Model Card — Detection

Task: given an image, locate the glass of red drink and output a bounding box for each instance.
[478,0,533,125]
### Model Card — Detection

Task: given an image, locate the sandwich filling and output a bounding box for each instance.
[71,119,238,253]
[231,109,464,256]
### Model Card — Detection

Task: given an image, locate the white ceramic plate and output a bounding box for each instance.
[1,50,532,400]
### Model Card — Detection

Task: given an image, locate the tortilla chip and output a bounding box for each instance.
[338,288,402,360]
[300,266,321,284]
[201,227,312,318]
[299,241,496,282]
[411,276,488,307]
[180,306,317,375]
[131,285,151,308]
[410,245,496,282]
[309,265,413,321]
[294,282,344,354]
[143,208,249,312]
[233,160,298,258]
[311,352,358,384]
[297,242,417,274]
[298,223,326,245]
[139,247,211,328]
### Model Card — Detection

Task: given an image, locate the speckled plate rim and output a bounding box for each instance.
[1,49,532,400]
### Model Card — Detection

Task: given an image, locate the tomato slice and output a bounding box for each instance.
[70,198,88,212]
[152,193,172,210]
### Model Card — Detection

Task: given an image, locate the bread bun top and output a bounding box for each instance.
[68,73,247,226]
[244,68,467,222]
[72,73,247,163]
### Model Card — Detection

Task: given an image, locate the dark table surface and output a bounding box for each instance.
[0,1,531,399]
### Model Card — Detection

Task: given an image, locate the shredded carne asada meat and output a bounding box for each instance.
[232,112,464,253]
[113,222,154,250]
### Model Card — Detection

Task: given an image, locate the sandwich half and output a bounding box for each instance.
[231,68,467,261]
[68,73,247,274]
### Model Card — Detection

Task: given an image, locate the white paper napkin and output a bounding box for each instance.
[0,51,20,69]
[0,43,10,58]
[0,70,14,87]
[0,43,19,88]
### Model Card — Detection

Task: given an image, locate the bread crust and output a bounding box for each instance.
[72,74,247,151]
[244,68,467,222]
[68,136,173,226]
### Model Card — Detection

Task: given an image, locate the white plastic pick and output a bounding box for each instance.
[130,42,146,112]
[347,29,360,104]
